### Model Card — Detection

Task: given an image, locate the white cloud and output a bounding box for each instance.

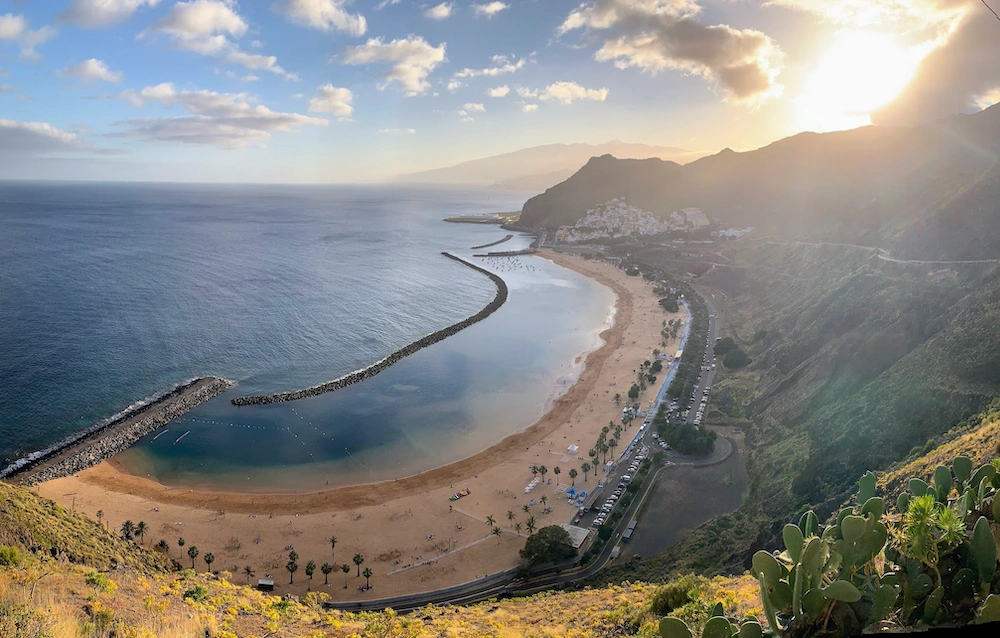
[557,0,783,103]
[0,13,56,60]
[447,79,462,91]
[309,84,354,120]
[0,83,21,93]
[522,103,538,112]
[340,36,446,95]
[115,82,327,147]
[375,0,403,8]
[57,58,123,84]
[486,85,509,97]
[0,118,111,155]
[453,54,527,79]
[241,74,259,82]
[59,0,161,28]
[472,2,509,18]
[270,0,367,36]
[378,127,415,133]
[251,39,263,48]
[517,81,609,104]
[464,102,486,112]
[425,3,453,19]
[144,1,297,79]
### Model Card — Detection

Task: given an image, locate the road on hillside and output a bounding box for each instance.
[682,296,719,424]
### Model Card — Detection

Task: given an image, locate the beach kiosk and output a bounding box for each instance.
[257,579,275,592]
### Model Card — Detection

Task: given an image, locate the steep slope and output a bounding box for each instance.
[392,140,703,186]
[520,103,1000,236]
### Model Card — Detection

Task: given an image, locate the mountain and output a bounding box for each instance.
[519,104,1000,236]
[390,140,705,189]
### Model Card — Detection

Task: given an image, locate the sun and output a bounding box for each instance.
[795,31,924,132]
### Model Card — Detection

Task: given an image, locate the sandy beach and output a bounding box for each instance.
[38,251,684,599]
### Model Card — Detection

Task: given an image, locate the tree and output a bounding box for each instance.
[244,565,255,584]
[327,535,337,558]
[600,442,609,465]
[120,520,135,541]
[286,560,298,584]
[613,393,621,406]
[609,438,618,461]
[568,468,578,486]
[178,537,185,554]
[305,560,316,590]
[506,510,515,525]
[187,546,199,569]
[96,510,104,528]
[519,525,577,567]
[485,514,495,527]
[724,349,752,369]
[362,567,373,590]
[539,466,548,482]
[288,550,299,563]
[526,516,537,535]
[514,522,522,535]
[531,465,539,477]
[540,495,547,507]
[353,553,365,577]
[321,562,333,585]
[135,521,148,545]
[581,462,591,482]
[522,504,531,514]
[156,539,169,554]
[341,563,350,588]
[204,552,215,572]
[553,466,561,484]
[628,384,640,399]
[492,526,502,543]
[588,448,597,462]
[714,337,737,355]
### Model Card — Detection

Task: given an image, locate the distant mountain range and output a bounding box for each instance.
[390,141,706,191]
[519,105,1000,257]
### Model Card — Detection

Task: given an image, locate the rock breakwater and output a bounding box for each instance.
[5,377,232,486]
[231,252,508,406]
[470,234,513,250]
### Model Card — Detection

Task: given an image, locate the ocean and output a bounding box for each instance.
[0,182,615,490]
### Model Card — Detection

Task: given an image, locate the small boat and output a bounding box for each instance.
[449,488,471,501]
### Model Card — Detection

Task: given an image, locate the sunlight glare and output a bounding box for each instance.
[796,31,923,132]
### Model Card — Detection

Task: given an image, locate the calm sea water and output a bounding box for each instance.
[0,182,615,490]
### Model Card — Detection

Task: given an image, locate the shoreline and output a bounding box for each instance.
[59,250,634,514]
[6,377,232,486]
[231,252,507,406]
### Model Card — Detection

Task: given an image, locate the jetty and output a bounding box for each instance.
[443,212,520,225]
[2,376,232,486]
[470,234,514,250]
[231,253,508,406]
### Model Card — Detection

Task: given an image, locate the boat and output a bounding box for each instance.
[449,488,471,501]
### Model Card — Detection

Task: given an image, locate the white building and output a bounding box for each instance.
[554,198,680,243]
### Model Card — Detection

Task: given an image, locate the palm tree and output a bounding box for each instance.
[521,504,530,514]
[603,425,611,436]
[540,495,547,507]
[288,550,299,563]
[178,537,185,555]
[341,563,351,588]
[609,438,618,461]
[136,521,148,545]
[243,565,255,584]
[569,468,578,486]
[327,535,337,558]
[588,448,598,463]
[204,552,215,572]
[321,563,333,585]
[187,546,199,569]
[96,510,104,528]
[538,466,547,483]
[581,462,591,482]
[614,425,622,439]
[600,443,609,465]
[286,560,298,585]
[492,526,502,543]
[553,466,561,484]
[120,520,135,540]
[514,522,522,535]
[530,465,539,477]
[156,539,169,554]
[305,560,316,590]
[353,553,365,577]
[526,517,537,535]
[362,567,373,590]
[485,514,495,527]
[613,393,621,406]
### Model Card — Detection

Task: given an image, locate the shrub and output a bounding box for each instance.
[0,545,23,567]
[649,574,711,616]
[182,585,209,601]
[723,349,752,369]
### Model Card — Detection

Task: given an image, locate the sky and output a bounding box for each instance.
[1,0,999,183]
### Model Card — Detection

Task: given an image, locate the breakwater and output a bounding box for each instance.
[3,377,233,485]
[473,248,538,258]
[231,252,509,406]
[470,234,513,250]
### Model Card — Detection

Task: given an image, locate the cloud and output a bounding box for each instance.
[340,36,446,95]
[518,81,609,104]
[447,79,462,91]
[425,3,453,19]
[472,2,509,18]
[57,58,123,83]
[144,1,297,79]
[270,0,366,35]
[557,0,783,103]
[59,0,161,28]
[464,102,486,112]
[0,118,114,155]
[0,13,56,60]
[378,127,415,133]
[0,82,21,93]
[486,85,509,97]
[375,0,403,8]
[241,73,259,82]
[309,84,353,120]
[114,82,327,147]
[522,103,538,112]
[453,53,527,79]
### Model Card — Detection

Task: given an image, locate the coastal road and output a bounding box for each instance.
[682,296,719,424]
